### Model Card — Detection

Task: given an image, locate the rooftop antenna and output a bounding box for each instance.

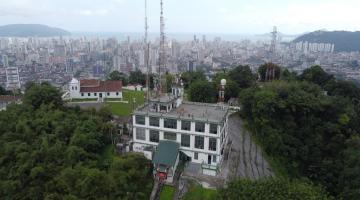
[145,0,150,105]
[158,0,167,96]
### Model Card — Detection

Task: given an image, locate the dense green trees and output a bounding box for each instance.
[185,66,255,103]
[181,70,206,89]
[188,80,216,103]
[0,86,11,95]
[218,179,331,200]
[129,70,146,85]
[0,83,153,199]
[229,65,256,88]
[239,66,360,199]
[23,82,63,109]
[339,136,360,199]
[108,71,129,86]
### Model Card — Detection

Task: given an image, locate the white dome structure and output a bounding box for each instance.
[220,79,227,86]
[70,78,79,84]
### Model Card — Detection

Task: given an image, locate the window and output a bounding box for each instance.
[135,115,145,125]
[149,117,160,127]
[81,93,84,97]
[195,122,205,132]
[107,92,110,96]
[164,132,177,141]
[136,128,146,140]
[160,105,167,111]
[213,155,217,163]
[209,138,217,151]
[195,136,204,149]
[164,118,177,129]
[181,120,191,131]
[116,92,119,96]
[150,130,159,143]
[210,124,218,134]
[88,93,91,97]
[75,86,78,90]
[94,93,97,96]
[181,134,190,147]
[72,86,74,90]
[194,152,198,160]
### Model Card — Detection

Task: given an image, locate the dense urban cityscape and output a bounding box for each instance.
[1,31,359,91]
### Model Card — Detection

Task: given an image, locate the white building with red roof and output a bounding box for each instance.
[69,78,123,100]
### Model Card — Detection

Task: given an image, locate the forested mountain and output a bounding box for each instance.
[0,24,70,37]
[0,83,153,199]
[293,30,360,52]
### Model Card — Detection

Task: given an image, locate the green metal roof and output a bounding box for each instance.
[152,140,180,167]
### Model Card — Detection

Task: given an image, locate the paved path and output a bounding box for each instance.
[221,114,273,181]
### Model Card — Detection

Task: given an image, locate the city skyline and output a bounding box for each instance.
[0,0,360,34]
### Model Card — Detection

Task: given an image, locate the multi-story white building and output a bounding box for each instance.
[132,86,229,177]
[5,67,20,90]
[69,78,123,100]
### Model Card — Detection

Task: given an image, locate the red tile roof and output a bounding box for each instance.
[0,95,22,103]
[80,80,122,93]
[80,79,100,87]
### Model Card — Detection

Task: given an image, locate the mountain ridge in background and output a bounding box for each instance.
[0,24,70,37]
[293,30,360,52]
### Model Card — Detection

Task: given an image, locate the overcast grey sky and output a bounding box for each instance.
[0,0,359,34]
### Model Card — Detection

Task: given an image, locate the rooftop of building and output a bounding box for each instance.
[70,78,122,93]
[135,101,228,123]
[153,140,179,168]
[149,93,177,103]
[0,95,22,103]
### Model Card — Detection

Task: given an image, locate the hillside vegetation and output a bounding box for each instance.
[0,83,153,199]
[239,65,360,199]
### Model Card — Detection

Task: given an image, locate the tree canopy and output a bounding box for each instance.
[218,178,331,200]
[108,70,129,86]
[129,70,146,85]
[229,65,256,88]
[188,80,216,103]
[0,86,11,95]
[0,83,153,199]
[239,66,360,199]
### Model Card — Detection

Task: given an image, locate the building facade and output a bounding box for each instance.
[132,87,229,176]
[69,78,123,100]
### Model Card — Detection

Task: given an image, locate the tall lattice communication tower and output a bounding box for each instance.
[265,26,278,81]
[144,0,150,103]
[270,26,278,59]
[158,0,167,95]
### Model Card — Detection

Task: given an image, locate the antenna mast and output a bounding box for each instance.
[270,26,277,61]
[159,0,167,95]
[145,0,150,104]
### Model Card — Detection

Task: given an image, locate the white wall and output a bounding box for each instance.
[71,91,123,99]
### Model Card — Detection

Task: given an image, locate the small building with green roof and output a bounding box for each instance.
[152,140,180,183]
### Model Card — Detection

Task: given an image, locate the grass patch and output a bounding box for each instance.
[159,185,175,200]
[106,102,133,116]
[105,90,145,117]
[183,185,217,200]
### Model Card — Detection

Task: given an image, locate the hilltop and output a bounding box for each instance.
[0,24,70,37]
[293,30,360,52]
